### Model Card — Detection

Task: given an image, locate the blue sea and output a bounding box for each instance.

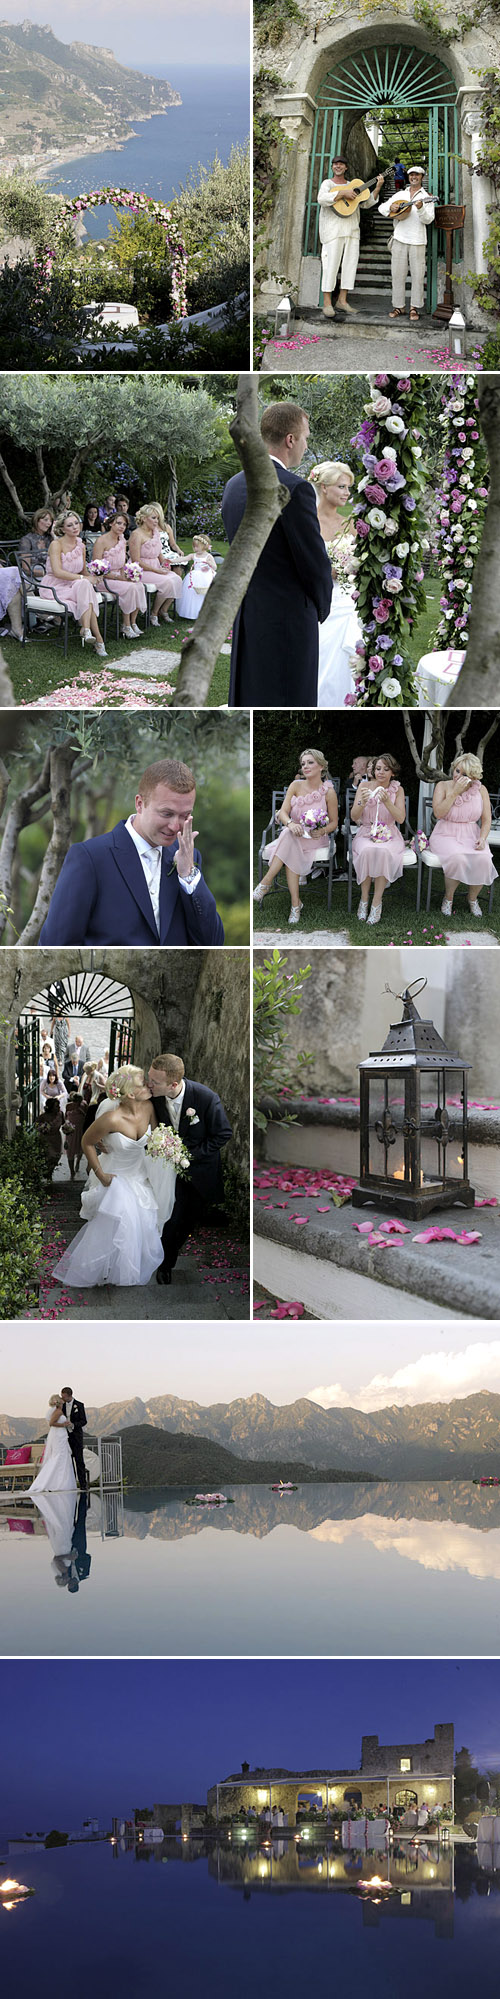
[40,64,249,239]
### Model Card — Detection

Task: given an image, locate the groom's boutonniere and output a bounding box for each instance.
[186,1107,199,1124]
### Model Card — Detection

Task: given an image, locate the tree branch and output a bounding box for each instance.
[0,446,27,525]
[19,746,93,943]
[34,445,51,507]
[174,373,289,706]
[53,430,108,506]
[477,715,500,760]
[0,748,52,940]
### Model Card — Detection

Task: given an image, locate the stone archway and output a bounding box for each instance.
[259,7,494,320]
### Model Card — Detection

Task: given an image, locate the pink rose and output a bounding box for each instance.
[371,394,392,415]
[365,484,387,505]
[368,654,384,671]
[373,597,392,623]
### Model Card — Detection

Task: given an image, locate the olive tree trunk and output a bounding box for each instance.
[0,744,91,944]
[174,373,289,707]
[451,381,500,705]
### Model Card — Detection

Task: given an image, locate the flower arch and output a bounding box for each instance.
[433,375,488,651]
[51,186,188,317]
[349,374,429,708]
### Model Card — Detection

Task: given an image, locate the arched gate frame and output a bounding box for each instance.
[17,971,136,1129]
[303,47,461,313]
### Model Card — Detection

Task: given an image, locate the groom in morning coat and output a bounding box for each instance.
[148,1053,232,1285]
[39,758,224,948]
[222,400,333,708]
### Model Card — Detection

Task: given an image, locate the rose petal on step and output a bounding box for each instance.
[353,1221,374,1234]
[293,1217,310,1225]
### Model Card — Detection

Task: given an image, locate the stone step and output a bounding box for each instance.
[254,1176,500,1320]
[262,1098,500,1201]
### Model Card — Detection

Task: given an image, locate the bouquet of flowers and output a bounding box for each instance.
[123,560,142,581]
[298,802,329,838]
[369,791,393,843]
[146,1123,191,1177]
[325,538,357,597]
[88,557,110,577]
[415,829,429,852]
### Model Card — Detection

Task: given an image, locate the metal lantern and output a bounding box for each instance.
[274,295,292,339]
[352,977,475,1221]
[447,308,466,361]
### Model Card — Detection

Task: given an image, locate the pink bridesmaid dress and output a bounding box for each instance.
[264,781,332,875]
[105,537,147,617]
[138,529,182,604]
[41,542,100,619]
[352,779,405,884]
[428,781,498,887]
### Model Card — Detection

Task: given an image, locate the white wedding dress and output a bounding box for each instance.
[52,1102,176,1288]
[28,1414,77,1495]
[317,530,362,708]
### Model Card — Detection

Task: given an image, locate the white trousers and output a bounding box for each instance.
[321,231,360,295]
[391,238,426,308]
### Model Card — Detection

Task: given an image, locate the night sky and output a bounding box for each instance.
[1,1659,499,1833]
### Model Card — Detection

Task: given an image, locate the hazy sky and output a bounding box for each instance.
[2,1320,498,1415]
[1,1659,499,1826]
[0,3,249,65]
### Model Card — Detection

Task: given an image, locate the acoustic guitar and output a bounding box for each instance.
[327,173,380,218]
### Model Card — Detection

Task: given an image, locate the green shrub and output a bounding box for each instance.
[0,1127,47,1199]
[0,1177,42,1316]
[222,1156,250,1239]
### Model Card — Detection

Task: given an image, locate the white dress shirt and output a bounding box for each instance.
[379,187,435,243]
[125,817,200,932]
[164,1081,185,1130]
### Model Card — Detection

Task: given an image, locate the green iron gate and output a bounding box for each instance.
[108,1015,136,1072]
[17,1016,40,1129]
[303,47,461,313]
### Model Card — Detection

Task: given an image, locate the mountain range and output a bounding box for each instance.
[2,1390,500,1479]
[119,1427,356,1488]
[0,21,180,161]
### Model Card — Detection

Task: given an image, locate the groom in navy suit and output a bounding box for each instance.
[222,400,332,708]
[40,757,224,947]
[148,1052,232,1285]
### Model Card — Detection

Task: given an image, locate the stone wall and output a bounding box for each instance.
[445,954,500,1095]
[361,1724,454,1776]
[207,1773,452,1822]
[185,951,250,1182]
[255,948,493,1100]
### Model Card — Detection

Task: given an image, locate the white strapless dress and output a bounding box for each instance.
[28,1415,77,1496]
[52,1106,176,1288]
[318,581,361,707]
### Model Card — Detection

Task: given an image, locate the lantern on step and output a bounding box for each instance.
[352,977,475,1220]
[447,308,466,362]
[274,295,293,339]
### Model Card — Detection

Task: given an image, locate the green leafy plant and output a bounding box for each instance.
[253,948,312,1129]
[0,1177,42,1317]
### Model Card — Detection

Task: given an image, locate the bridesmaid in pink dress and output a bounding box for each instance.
[91,512,147,637]
[40,510,106,654]
[428,752,498,917]
[129,503,182,624]
[351,754,406,926]
[253,747,338,927]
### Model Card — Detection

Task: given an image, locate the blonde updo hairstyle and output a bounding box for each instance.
[52,510,82,538]
[297,746,330,781]
[135,502,166,530]
[309,461,354,492]
[105,1063,144,1101]
[49,1394,63,1408]
[450,752,483,782]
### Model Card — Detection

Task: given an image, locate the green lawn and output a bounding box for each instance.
[252,831,500,945]
[407,576,442,665]
[4,536,231,708]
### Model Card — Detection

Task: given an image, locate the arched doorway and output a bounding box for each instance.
[395,1788,418,1809]
[303,44,460,311]
[17,970,135,1128]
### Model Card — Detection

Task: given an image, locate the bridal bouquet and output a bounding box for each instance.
[146,1123,191,1177]
[298,802,329,837]
[88,557,111,576]
[325,538,357,597]
[123,560,142,581]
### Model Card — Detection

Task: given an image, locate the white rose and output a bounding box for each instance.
[385,416,405,434]
[469,535,478,544]
[466,500,478,511]
[380,678,402,699]
[367,508,387,528]
[464,558,473,568]
[454,578,466,588]
[383,518,399,536]
[366,394,392,416]
[412,445,422,458]
[451,398,465,411]
[381,447,397,462]
[461,448,473,461]
[459,475,472,489]
[395,542,410,559]
[358,476,369,491]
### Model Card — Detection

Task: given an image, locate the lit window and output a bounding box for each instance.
[400,1758,411,1773]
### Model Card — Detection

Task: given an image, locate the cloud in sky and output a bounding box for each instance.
[307,1340,500,1412]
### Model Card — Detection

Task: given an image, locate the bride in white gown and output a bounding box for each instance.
[309,461,362,707]
[52,1064,176,1289]
[28,1397,77,1495]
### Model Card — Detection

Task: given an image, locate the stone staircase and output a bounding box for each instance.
[355,213,393,303]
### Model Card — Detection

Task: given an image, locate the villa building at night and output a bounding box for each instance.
[205,1725,454,1825]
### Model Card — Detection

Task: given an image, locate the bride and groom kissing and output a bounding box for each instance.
[52,1053,232,1292]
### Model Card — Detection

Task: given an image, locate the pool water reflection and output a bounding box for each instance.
[1,1839,499,1997]
[2,1481,500,1656]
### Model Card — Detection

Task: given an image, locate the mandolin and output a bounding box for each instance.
[389,191,425,220]
[326,173,380,217]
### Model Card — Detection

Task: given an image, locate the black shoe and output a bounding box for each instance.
[156,1266,172,1285]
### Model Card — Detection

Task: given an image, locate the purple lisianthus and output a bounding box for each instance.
[477,487,488,497]
[386,471,406,494]
[402,495,416,511]
[393,654,403,666]
[378,635,392,649]
[383,564,403,580]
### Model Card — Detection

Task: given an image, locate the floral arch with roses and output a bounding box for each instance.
[49,186,188,317]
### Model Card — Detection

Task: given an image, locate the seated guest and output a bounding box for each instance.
[18,507,55,579]
[91,511,147,638]
[253,746,338,928]
[40,511,107,657]
[428,751,498,917]
[178,536,217,621]
[351,753,406,925]
[39,756,225,946]
[82,503,101,563]
[116,493,136,536]
[130,504,182,623]
[0,560,23,640]
[99,491,116,523]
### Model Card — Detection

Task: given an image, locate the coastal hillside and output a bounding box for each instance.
[0,20,180,165]
[119,1427,358,1488]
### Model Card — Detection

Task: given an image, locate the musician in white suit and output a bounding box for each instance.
[317,155,384,319]
[379,165,435,321]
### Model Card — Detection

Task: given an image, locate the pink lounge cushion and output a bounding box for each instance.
[5,1444,31,1464]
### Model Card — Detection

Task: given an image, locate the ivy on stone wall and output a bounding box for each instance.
[254,0,306,46]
